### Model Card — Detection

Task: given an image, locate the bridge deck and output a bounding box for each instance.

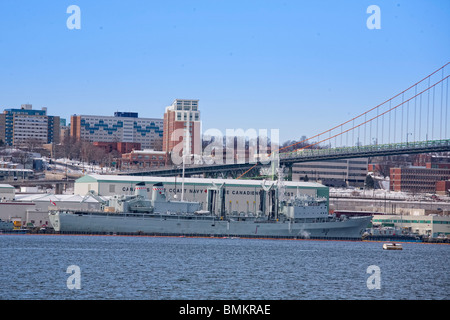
[120,139,450,177]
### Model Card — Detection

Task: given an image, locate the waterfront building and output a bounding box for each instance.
[70,111,163,150]
[291,158,368,187]
[0,193,104,228]
[372,214,450,238]
[74,174,329,214]
[162,99,201,164]
[0,104,60,147]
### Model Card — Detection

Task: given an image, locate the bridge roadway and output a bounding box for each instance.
[119,139,450,178]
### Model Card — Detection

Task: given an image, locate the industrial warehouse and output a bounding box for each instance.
[74,174,329,214]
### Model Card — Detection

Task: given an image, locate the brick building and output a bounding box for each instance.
[92,141,141,155]
[162,99,201,164]
[390,166,450,193]
[119,149,167,170]
[436,180,450,196]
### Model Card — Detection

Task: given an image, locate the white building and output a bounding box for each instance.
[372,214,450,238]
[0,184,15,200]
[1,104,60,146]
[0,193,105,228]
[13,112,48,145]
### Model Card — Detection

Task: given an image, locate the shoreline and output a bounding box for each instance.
[1,231,449,245]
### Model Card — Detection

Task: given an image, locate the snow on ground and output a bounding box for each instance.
[329,187,450,202]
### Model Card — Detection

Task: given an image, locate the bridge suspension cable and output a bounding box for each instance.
[237,62,450,179]
[286,62,450,152]
[295,73,449,151]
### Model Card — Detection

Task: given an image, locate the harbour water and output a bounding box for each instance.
[0,234,448,300]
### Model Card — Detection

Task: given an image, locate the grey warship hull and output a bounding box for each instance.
[49,211,371,240]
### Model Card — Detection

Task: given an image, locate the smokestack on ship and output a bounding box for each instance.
[135,182,148,198]
[151,182,166,202]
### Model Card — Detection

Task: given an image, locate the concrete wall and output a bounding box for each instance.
[0,202,36,225]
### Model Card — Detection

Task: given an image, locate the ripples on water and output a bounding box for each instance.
[0,234,448,300]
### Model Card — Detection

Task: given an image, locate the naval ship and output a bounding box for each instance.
[49,180,372,240]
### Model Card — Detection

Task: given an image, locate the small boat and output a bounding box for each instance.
[383,243,403,250]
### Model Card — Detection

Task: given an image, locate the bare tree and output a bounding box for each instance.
[23,137,45,153]
[11,150,32,170]
[280,136,309,153]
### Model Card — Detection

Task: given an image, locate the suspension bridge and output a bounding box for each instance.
[121,62,450,179]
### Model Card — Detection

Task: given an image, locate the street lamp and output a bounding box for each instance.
[406,132,412,145]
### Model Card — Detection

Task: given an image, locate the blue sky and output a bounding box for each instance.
[0,0,449,143]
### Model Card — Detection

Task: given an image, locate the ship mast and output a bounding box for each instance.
[181,112,191,202]
[277,166,286,203]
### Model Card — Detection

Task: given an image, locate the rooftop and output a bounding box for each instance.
[14,193,107,203]
[128,149,167,155]
[76,174,327,189]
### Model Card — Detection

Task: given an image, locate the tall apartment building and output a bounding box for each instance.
[60,118,70,142]
[70,112,163,150]
[163,99,201,163]
[0,104,60,147]
[292,158,368,187]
